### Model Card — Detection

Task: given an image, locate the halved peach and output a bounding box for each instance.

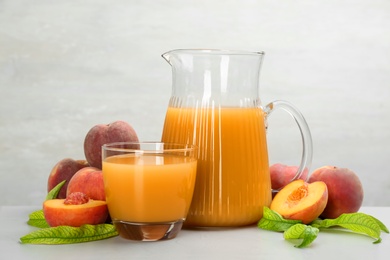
[270,179,328,224]
[43,195,108,227]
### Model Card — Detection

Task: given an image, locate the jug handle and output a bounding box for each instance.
[264,100,313,194]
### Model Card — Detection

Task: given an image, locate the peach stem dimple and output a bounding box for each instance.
[287,184,308,204]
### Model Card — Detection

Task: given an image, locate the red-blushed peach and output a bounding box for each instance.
[308,166,363,219]
[66,167,105,201]
[83,120,139,169]
[43,192,108,227]
[270,163,309,191]
[270,179,328,224]
[47,158,89,199]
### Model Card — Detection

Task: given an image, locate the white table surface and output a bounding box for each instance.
[1,206,389,259]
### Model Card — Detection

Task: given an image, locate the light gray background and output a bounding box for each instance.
[1,0,389,206]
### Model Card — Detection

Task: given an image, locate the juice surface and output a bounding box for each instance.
[161,106,272,227]
[102,154,197,223]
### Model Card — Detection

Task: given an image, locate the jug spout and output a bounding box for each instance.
[161,51,172,65]
[161,49,265,107]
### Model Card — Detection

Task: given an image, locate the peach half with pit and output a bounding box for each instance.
[43,192,108,227]
[308,166,363,219]
[66,167,105,201]
[83,120,139,169]
[270,179,328,224]
[270,163,309,191]
[47,158,89,199]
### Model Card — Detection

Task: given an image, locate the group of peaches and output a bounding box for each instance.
[43,120,364,228]
[269,163,363,224]
[44,120,139,227]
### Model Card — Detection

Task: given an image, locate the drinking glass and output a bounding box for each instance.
[102,142,197,241]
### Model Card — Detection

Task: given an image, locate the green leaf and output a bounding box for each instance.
[312,212,387,243]
[258,207,301,232]
[27,210,50,228]
[20,224,118,244]
[46,180,66,200]
[368,215,389,233]
[284,224,319,248]
[257,208,389,248]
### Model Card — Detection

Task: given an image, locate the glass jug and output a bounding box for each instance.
[161,49,312,227]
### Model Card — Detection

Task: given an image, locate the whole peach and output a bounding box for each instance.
[270,163,309,191]
[84,120,139,169]
[308,166,364,219]
[47,158,89,199]
[66,167,105,201]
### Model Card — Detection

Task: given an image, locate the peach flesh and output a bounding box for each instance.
[308,166,363,219]
[43,199,108,227]
[270,179,328,224]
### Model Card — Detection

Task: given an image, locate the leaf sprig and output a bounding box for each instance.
[20,224,118,245]
[258,207,389,248]
[46,180,66,200]
[27,210,50,228]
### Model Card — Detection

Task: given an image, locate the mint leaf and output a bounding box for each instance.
[27,210,50,228]
[284,224,319,248]
[312,212,388,243]
[46,180,66,200]
[258,207,301,232]
[20,224,118,244]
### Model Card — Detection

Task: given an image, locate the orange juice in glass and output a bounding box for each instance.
[102,142,197,241]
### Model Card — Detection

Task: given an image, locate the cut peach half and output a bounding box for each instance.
[270,179,328,224]
[43,199,108,227]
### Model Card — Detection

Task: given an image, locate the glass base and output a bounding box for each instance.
[113,219,184,241]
